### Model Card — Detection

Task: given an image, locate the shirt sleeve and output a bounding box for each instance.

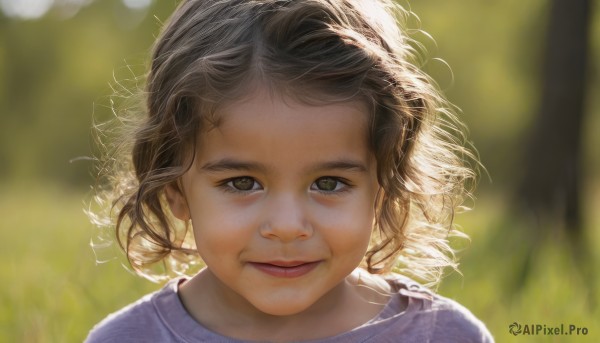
[84,293,178,343]
[429,297,495,343]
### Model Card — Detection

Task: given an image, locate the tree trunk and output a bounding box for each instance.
[518,0,591,238]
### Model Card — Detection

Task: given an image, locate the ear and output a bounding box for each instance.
[164,182,191,221]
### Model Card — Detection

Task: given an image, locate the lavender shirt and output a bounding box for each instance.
[86,274,494,342]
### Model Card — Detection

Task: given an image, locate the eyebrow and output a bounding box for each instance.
[199,158,267,173]
[199,158,368,174]
[311,159,368,173]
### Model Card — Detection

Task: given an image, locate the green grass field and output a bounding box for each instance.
[1,183,598,342]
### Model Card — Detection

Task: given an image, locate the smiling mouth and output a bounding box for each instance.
[249,261,321,278]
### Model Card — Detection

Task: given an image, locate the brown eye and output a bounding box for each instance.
[231,177,257,191]
[314,177,339,191]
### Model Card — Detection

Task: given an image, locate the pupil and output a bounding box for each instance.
[317,178,337,191]
[233,177,254,190]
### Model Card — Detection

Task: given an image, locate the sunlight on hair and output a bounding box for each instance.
[0,0,53,19]
[122,0,151,10]
[90,0,480,287]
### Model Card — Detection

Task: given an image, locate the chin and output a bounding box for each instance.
[249,296,317,317]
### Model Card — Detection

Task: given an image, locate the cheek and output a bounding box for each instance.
[312,199,375,252]
[188,196,259,255]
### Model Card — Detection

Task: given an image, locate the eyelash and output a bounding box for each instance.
[219,176,263,194]
[311,176,352,195]
[217,176,353,195]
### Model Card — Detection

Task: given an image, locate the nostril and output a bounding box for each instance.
[258,220,313,242]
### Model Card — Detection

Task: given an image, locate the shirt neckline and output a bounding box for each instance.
[152,274,433,342]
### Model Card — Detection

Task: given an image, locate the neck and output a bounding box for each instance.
[179,268,390,341]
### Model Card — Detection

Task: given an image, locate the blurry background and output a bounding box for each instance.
[0,0,598,341]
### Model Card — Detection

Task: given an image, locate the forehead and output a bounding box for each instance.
[202,78,373,126]
[218,86,368,125]
[195,87,372,168]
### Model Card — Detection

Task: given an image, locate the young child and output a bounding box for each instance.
[87,0,493,341]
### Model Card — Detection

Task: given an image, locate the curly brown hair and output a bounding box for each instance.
[90,0,478,285]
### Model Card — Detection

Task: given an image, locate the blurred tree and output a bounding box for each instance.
[517,0,592,240]
[0,0,177,187]
[514,0,597,308]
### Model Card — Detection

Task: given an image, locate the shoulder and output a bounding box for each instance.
[384,274,495,343]
[85,279,185,343]
[427,294,494,342]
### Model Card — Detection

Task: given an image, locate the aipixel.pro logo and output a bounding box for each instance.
[509,322,522,336]
[508,322,588,336]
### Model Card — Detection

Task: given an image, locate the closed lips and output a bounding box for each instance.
[249,261,321,278]
[259,261,317,267]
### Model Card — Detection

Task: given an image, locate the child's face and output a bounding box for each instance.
[168,88,379,317]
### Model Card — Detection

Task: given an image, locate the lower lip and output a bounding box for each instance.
[249,261,321,278]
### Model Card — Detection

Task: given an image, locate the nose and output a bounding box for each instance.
[259,193,313,242]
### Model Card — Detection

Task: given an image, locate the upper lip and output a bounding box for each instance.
[252,260,319,267]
